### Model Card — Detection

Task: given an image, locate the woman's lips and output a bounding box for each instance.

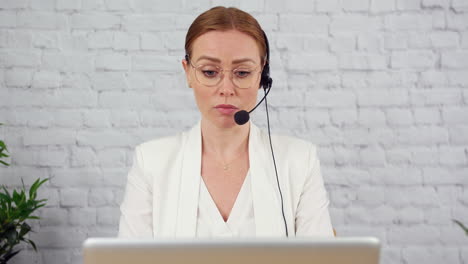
[215,104,238,115]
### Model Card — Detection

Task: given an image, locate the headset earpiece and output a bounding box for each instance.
[260,30,272,90]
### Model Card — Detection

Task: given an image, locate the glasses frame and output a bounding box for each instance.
[187,59,262,89]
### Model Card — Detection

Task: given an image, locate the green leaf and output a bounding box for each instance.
[29,178,48,199]
[453,219,468,236]
[26,239,37,251]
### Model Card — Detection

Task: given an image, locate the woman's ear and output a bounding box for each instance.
[181,59,192,88]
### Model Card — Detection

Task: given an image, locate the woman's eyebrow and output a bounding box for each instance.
[196,55,221,63]
[195,56,256,64]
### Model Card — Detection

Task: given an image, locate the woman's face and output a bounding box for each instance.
[182,30,262,129]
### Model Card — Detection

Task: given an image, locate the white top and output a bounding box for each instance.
[196,171,255,238]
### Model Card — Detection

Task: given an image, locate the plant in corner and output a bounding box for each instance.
[0,123,49,263]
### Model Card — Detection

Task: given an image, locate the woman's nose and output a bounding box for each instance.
[219,74,236,96]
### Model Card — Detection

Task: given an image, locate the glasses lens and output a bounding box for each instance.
[232,68,258,89]
[195,65,221,86]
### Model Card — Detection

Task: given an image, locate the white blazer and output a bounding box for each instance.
[118,121,333,238]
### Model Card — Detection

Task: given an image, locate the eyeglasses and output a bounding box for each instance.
[188,61,261,89]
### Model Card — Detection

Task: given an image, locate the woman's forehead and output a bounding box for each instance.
[190,30,261,64]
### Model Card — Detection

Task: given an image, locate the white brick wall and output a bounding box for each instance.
[0,0,467,263]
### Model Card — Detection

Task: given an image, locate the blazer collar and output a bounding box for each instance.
[175,121,285,237]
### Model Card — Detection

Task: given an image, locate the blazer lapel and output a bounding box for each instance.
[175,121,202,237]
[249,122,286,237]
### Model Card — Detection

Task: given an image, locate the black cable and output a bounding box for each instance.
[263,88,288,237]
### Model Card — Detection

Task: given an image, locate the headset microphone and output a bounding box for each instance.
[233,83,272,125]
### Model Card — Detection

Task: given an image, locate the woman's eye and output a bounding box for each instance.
[235,71,251,78]
[202,70,218,77]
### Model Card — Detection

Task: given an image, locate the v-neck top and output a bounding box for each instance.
[195,171,255,237]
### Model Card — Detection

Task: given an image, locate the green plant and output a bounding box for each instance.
[0,178,48,264]
[453,219,468,236]
[0,123,9,167]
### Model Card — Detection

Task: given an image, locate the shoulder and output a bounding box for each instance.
[134,130,187,166]
[253,124,318,162]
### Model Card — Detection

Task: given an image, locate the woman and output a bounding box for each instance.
[118,6,333,238]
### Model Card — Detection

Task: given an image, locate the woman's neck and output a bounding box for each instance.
[200,118,250,160]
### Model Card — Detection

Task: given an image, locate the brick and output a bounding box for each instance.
[370,0,396,12]
[396,0,421,10]
[0,50,41,67]
[30,227,87,247]
[283,0,314,13]
[304,90,356,107]
[95,52,130,71]
[329,34,356,52]
[71,13,120,29]
[77,130,137,148]
[23,129,76,146]
[357,89,408,106]
[342,0,369,11]
[83,110,111,128]
[71,147,98,167]
[449,126,468,144]
[56,0,81,10]
[99,91,153,109]
[0,11,16,27]
[89,188,115,207]
[42,52,94,73]
[279,14,329,33]
[410,89,462,106]
[39,208,68,226]
[408,32,431,49]
[413,107,441,124]
[5,68,33,87]
[357,33,384,52]
[330,108,358,126]
[439,146,466,166]
[30,0,55,10]
[430,31,459,48]
[411,147,439,165]
[91,72,128,91]
[104,0,132,10]
[422,0,449,8]
[360,146,386,166]
[386,108,413,126]
[338,53,387,70]
[442,107,468,124]
[69,208,97,226]
[452,0,468,11]
[13,149,68,167]
[87,31,113,49]
[96,148,126,167]
[4,30,32,48]
[385,13,432,31]
[17,12,68,29]
[97,207,120,225]
[60,188,88,207]
[441,51,468,68]
[132,55,181,72]
[32,71,61,88]
[447,13,468,30]
[419,71,448,87]
[123,14,175,31]
[287,53,338,71]
[447,71,468,86]
[423,168,468,184]
[132,0,182,11]
[391,50,436,69]
[384,32,408,50]
[402,247,460,264]
[140,32,165,51]
[110,110,139,127]
[0,0,28,9]
[358,108,386,126]
[396,126,448,145]
[330,15,382,33]
[316,0,340,12]
[395,207,425,224]
[114,32,139,51]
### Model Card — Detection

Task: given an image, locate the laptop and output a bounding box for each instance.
[83,237,380,264]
